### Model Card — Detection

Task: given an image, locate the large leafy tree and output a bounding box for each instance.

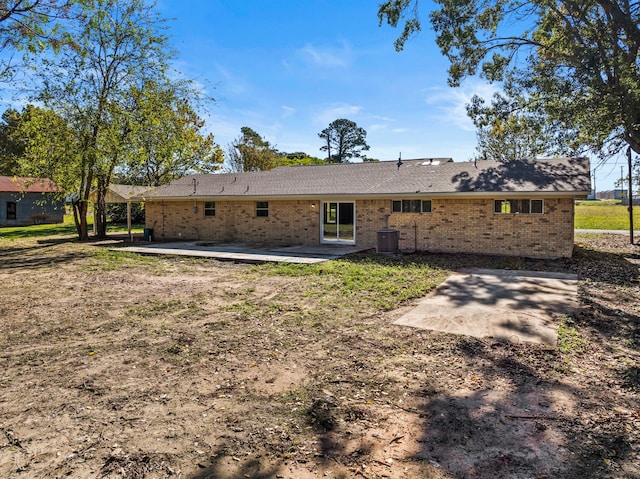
[15,105,79,190]
[0,107,26,175]
[378,0,640,159]
[0,0,77,79]
[226,127,279,172]
[1,105,82,178]
[123,80,223,186]
[274,151,326,167]
[473,115,555,163]
[467,95,578,162]
[318,118,370,163]
[25,0,174,240]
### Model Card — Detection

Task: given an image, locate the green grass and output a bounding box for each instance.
[128,299,185,317]
[0,214,79,240]
[108,222,145,234]
[0,214,143,241]
[574,201,640,230]
[259,254,450,311]
[88,248,168,272]
[557,316,588,354]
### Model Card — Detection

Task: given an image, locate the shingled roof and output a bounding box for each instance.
[140,157,591,200]
[89,184,154,204]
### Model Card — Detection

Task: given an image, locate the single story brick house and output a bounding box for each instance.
[140,157,591,258]
[0,176,64,226]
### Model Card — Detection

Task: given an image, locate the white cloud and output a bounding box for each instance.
[281,105,296,118]
[214,64,250,96]
[314,103,363,125]
[365,113,396,132]
[297,42,351,68]
[371,114,393,122]
[202,114,241,146]
[281,58,292,71]
[424,81,501,132]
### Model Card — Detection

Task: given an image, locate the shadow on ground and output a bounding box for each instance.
[0,238,91,270]
[412,338,637,478]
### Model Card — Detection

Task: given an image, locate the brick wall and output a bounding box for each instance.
[145,196,575,258]
[145,199,321,245]
[387,197,575,258]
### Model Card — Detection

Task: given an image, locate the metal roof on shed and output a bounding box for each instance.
[0,176,61,193]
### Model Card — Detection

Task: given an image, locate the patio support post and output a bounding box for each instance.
[127,201,132,242]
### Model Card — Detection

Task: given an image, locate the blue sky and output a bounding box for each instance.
[156,1,494,162]
[0,0,625,191]
[155,1,628,191]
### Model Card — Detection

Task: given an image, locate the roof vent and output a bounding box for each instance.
[421,159,440,166]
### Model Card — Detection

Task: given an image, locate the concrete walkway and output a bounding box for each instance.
[575,228,632,235]
[116,242,367,264]
[395,269,579,345]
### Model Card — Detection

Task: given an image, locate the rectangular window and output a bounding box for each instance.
[531,199,543,214]
[494,199,544,214]
[391,199,431,213]
[6,201,16,220]
[204,201,216,217]
[256,201,269,217]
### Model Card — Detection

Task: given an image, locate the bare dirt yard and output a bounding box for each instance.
[0,233,639,479]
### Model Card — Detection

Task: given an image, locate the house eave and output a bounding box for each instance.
[139,190,591,202]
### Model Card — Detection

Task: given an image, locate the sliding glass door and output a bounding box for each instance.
[321,202,355,244]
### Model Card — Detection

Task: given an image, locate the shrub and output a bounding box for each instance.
[107,203,145,224]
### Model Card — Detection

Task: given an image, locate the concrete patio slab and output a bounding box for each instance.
[395,268,579,345]
[116,242,367,264]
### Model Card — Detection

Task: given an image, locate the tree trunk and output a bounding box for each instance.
[72,198,89,241]
[94,176,108,239]
[72,164,94,241]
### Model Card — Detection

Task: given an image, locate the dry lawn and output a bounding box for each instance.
[0,233,639,479]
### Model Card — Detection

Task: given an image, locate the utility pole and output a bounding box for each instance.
[628,147,634,245]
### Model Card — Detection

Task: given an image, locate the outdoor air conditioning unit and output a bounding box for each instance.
[377,228,399,254]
